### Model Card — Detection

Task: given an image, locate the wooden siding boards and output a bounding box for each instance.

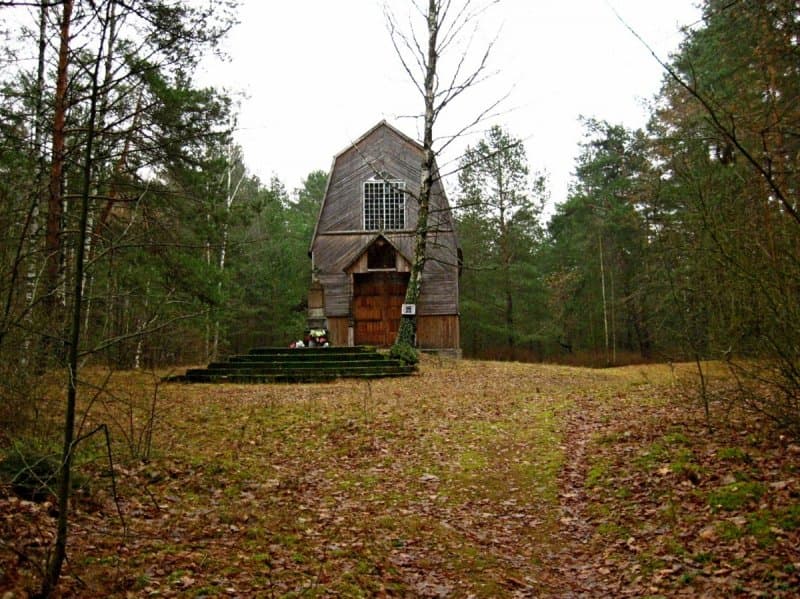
[318,273,350,316]
[310,120,460,349]
[326,317,350,347]
[417,315,460,349]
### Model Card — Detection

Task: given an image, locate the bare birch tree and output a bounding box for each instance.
[385,0,499,351]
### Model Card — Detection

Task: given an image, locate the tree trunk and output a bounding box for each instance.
[2,3,49,354]
[17,1,51,364]
[599,234,610,366]
[212,144,245,359]
[497,174,514,359]
[43,0,74,318]
[506,289,514,359]
[396,0,438,347]
[40,3,107,594]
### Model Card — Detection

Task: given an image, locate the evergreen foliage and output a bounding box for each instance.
[454,1,800,419]
[544,120,653,364]
[456,125,548,360]
[389,340,420,366]
[643,0,800,430]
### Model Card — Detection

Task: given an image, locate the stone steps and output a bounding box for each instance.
[166,346,415,383]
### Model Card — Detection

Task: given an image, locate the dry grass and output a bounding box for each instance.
[1,357,796,597]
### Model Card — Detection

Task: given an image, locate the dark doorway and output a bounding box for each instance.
[367,237,396,269]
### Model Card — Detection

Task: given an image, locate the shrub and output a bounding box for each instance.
[0,442,88,502]
[389,342,419,365]
[0,444,61,501]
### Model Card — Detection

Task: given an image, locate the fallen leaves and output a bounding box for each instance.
[1,359,798,596]
[556,366,800,597]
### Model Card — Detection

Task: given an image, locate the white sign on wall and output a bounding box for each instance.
[401,303,416,316]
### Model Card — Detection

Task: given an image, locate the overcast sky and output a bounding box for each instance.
[199,0,702,211]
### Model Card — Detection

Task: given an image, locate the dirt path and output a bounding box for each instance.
[544,404,610,596]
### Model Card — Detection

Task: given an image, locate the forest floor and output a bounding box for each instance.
[1,357,799,597]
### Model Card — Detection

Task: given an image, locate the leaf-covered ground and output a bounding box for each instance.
[1,358,798,597]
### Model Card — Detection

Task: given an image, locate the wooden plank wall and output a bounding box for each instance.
[315,125,456,238]
[327,315,459,349]
[315,235,458,316]
[318,273,350,316]
[416,315,460,349]
[327,317,350,347]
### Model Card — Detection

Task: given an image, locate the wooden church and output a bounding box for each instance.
[308,121,461,354]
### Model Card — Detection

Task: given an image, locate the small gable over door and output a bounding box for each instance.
[346,236,412,347]
[344,234,412,276]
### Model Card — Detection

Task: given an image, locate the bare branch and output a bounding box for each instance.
[384,3,425,97]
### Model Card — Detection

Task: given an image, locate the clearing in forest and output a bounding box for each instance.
[1,358,798,597]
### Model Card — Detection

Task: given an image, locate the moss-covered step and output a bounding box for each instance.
[165,346,416,383]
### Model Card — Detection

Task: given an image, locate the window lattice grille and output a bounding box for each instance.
[364,180,405,230]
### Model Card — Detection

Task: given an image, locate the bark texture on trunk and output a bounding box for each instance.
[396,0,438,347]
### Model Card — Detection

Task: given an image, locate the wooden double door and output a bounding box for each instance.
[352,272,409,347]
